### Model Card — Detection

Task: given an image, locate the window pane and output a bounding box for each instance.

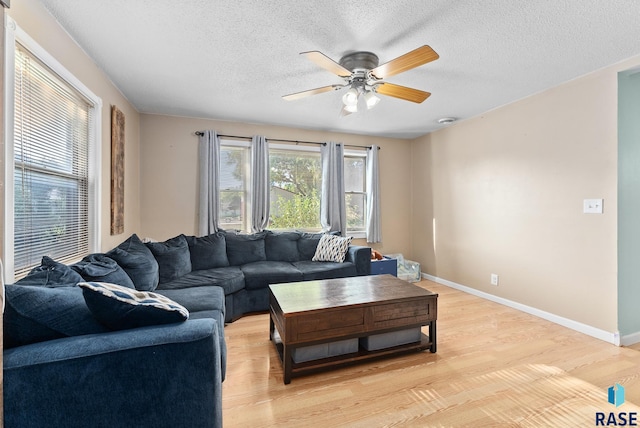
[344,157,365,193]
[346,193,365,231]
[269,149,321,230]
[13,43,92,277]
[220,146,249,230]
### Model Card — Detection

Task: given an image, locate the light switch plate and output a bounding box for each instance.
[583,199,603,214]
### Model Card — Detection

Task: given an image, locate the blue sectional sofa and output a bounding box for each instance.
[3,229,371,428]
[155,230,372,322]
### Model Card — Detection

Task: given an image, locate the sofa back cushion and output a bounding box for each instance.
[71,254,135,288]
[265,231,301,262]
[145,235,192,284]
[106,234,160,291]
[16,256,84,286]
[223,230,267,266]
[185,233,230,270]
[3,284,108,348]
[297,232,329,261]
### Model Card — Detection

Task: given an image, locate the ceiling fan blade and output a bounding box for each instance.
[282,84,344,101]
[370,45,439,79]
[301,51,352,78]
[375,83,431,103]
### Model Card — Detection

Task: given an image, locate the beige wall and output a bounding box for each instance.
[411,56,640,333]
[4,0,141,253]
[140,114,413,256]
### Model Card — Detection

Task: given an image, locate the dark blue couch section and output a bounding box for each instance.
[155,230,371,322]
[4,319,222,428]
[3,229,371,428]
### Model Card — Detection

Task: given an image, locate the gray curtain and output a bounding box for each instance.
[320,142,346,235]
[251,135,270,232]
[198,130,221,235]
[366,145,382,243]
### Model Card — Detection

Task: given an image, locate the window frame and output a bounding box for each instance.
[219,138,251,231]
[343,149,367,239]
[217,140,368,237]
[3,17,102,281]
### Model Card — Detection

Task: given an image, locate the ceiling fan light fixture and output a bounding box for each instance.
[364,91,380,109]
[342,87,359,106]
[344,103,358,113]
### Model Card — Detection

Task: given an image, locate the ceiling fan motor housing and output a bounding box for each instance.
[339,51,380,72]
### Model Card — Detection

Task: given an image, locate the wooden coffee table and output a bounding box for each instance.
[269,274,438,384]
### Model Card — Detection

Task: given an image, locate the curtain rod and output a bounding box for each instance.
[194,131,379,150]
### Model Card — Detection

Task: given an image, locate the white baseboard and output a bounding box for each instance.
[421,273,620,346]
[621,331,640,346]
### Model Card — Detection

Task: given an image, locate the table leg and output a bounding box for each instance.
[429,320,437,353]
[269,316,274,341]
[283,345,292,384]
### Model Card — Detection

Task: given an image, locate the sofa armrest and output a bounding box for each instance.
[4,319,222,428]
[346,245,371,276]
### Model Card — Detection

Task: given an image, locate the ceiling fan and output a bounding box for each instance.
[282,45,439,115]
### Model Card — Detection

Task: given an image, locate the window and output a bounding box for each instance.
[219,143,250,230]
[217,141,367,235]
[344,153,367,234]
[269,146,321,231]
[4,20,101,280]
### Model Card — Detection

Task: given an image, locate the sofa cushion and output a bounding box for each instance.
[240,261,303,290]
[292,260,357,281]
[71,254,135,288]
[79,282,189,330]
[16,256,84,286]
[146,235,192,284]
[3,284,108,348]
[106,234,160,291]
[223,230,267,266]
[265,231,301,262]
[154,286,225,318]
[155,286,227,381]
[185,233,229,270]
[156,266,245,296]
[312,234,353,263]
[297,232,324,261]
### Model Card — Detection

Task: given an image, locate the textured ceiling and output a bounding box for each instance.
[38,0,640,139]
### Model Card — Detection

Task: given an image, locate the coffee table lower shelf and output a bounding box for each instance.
[271,331,434,383]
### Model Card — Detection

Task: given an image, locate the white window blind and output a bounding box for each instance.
[12,42,93,277]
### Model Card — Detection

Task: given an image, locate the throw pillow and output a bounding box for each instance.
[3,284,108,348]
[265,231,301,262]
[16,256,84,287]
[312,234,353,263]
[71,254,135,288]
[222,230,267,266]
[185,233,229,271]
[106,234,160,291]
[145,234,192,284]
[79,282,189,330]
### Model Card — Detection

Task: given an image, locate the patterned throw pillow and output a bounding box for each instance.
[79,282,189,330]
[312,234,353,263]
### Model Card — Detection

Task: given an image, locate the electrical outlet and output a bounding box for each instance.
[491,274,499,286]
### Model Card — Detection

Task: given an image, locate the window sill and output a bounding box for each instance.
[347,231,366,240]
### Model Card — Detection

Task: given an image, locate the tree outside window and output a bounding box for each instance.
[269,149,321,231]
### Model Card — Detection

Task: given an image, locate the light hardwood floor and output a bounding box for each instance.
[222,280,640,427]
